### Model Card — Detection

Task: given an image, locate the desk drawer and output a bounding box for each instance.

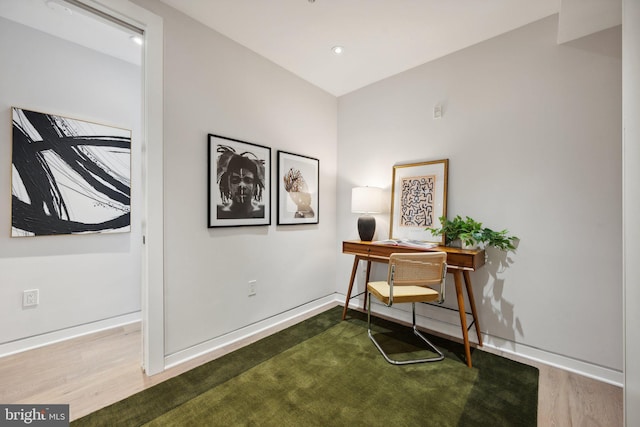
[342,241,484,270]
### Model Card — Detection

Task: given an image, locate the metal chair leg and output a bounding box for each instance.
[367,300,444,365]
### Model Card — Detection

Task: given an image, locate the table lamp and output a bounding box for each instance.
[351,186,383,241]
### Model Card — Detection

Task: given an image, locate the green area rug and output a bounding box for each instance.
[73,307,538,426]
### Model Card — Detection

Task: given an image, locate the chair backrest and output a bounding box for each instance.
[388,252,447,287]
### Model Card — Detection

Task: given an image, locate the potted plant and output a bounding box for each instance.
[427,215,518,251]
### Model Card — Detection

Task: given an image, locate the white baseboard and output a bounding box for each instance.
[480,336,623,387]
[163,295,338,370]
[0,311,141,358]
[6,294,620,387]
[347,296,623,387]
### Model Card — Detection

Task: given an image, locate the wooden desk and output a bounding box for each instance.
[342,240,485,367]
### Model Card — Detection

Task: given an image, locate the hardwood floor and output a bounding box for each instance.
[0,307,623,425]
[506,352,623,426]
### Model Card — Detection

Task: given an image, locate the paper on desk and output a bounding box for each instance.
[374,239,438,248]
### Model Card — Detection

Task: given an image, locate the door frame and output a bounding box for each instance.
[77,0,165,375]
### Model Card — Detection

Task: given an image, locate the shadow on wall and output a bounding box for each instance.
[475,245,522,349]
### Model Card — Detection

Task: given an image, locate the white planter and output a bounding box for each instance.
[461,241,479,250]
[450,238,479,250]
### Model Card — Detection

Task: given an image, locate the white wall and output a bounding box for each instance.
[337,16,622,381]
[132,1,338,359]
[623,0,640,423]
[0,17,142,348]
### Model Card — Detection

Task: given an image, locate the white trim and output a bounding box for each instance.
[164,296,336,369]
[349,296,623,386]
[623,0,640,424]
[77,0,165,376]
[480,336,623,387]
[139,3,165,377]
[0,312,141,358]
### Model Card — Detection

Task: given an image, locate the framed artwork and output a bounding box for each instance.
[389,159,448,244]
[277,151,319,225]
[208,134,271,227]
[11,107,131,237]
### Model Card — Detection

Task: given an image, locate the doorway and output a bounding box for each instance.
[0,0,164,374]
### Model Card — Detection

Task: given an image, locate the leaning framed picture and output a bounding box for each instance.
[389,159,448,244]
[277,151,319,225]
[208,134,271,227]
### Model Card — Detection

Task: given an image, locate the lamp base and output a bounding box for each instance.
[357,215,376,241]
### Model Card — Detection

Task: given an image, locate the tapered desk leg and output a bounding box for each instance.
[362,260,372,312]
[342,256,361,320]
[463,270,483,347]
[452,270,473,368]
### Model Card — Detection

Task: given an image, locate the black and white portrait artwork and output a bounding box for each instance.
[277,151,319,225]
[208,134,271,227]
[11,107,131,237]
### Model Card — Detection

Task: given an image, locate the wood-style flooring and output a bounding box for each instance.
[0,305,623,425]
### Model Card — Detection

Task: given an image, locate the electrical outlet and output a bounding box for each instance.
[248,280,257,296]
[23,289,39,307]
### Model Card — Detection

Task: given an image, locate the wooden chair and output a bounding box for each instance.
[367,252,447,365]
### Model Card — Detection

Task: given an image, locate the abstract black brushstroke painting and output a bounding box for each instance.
[11,107,131,237]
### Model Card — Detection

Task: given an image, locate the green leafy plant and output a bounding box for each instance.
[427,215,518,251]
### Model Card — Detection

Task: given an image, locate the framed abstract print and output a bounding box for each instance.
[389,159,448,244]
[11,107,131,237]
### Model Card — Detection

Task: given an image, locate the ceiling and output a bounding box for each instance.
[0,0,142,65]
[158,0,561,96]
[1,0,621,97]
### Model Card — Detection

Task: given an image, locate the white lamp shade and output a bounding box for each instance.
[351,187,383,213]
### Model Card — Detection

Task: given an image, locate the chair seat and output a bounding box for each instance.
[367,281,440,305]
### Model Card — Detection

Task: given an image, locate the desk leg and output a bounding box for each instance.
[452,270,473,368]
[342,256,361,320]
[463,270,483,347]
[362,260,372,312]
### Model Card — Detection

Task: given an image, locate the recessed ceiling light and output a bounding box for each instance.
[332,46,344,55]
[130,35,143,46]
